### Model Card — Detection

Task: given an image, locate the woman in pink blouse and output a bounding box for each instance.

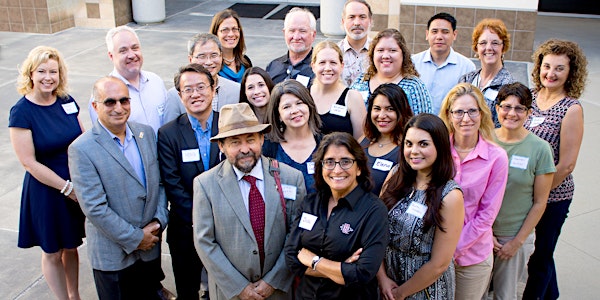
[439,83,508,299]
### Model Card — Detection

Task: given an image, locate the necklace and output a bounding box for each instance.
[377,141,393,148]
[223,57,235,64]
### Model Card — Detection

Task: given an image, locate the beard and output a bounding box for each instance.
[231,151,260,173]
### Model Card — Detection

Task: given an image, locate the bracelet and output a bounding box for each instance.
[63,182,74,197]
[60,180,70,194]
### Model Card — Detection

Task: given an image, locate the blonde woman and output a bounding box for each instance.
[9,46,85,299]
[439,83,508,299]
[310,41,366,140]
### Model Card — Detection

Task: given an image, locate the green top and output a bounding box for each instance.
[492,132,556,236]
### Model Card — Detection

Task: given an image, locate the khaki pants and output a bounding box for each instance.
[491,233,535,300]
[455,253,494,300]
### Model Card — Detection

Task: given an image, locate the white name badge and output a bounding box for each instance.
[157,103,165,116]
[299,212,318,230]
[329,104,347,117]
[484,89,499,101]
[281,184,297,200]
[62,102,78,114]
[306,162,315,175]
[406,201,428,219]
[510,155,529,170]
[373,158,393,171]
[181,149,200,162]
[296,75,310,87]
[529,116,545,128]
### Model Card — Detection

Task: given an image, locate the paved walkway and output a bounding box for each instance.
[0,1,598,298]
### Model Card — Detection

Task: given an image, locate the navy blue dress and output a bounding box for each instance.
[9,95,85,253]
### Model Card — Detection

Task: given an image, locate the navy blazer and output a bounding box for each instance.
[157,112,221,225]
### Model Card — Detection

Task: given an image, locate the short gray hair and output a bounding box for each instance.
[187,33,222,56]
[105,25,140,52]
[284,7,317,31]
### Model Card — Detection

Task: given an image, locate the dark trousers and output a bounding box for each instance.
[168,219,204,300]
[523,200,571,300]
[93,257,164,300]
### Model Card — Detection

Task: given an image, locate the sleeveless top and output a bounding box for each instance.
[360,138,399,196]
[319,88,353,136]
[524,93,580,203]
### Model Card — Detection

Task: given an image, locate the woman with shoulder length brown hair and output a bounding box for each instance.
[209,8,252,82]
[349,28,432,115]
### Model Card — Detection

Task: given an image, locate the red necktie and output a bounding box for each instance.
[243,175,265,268]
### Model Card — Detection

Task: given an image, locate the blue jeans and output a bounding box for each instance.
[523,200,571,300]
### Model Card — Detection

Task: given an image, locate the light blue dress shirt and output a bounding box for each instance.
[100,122,146,188]
[188,112,214,171]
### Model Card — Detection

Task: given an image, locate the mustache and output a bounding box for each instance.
[236,152,256,160]
[351,26,364,31]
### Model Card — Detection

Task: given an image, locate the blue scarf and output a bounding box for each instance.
[218,64,246,83]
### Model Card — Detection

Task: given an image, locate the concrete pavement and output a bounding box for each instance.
[0,1,598,298]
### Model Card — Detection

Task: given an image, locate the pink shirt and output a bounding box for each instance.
[451,134,508,266]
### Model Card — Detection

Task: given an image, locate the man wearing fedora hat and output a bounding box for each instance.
[193,103,306,300]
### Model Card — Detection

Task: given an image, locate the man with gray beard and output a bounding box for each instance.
[338,0,373,86]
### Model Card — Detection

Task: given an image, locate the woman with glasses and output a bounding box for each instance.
[310,41,366,140]
[360,83,413,196]
[439,83,508,299]
[285,132,388,299]
[209,9,252,83]
[489,82,556,299]
[522,39,587,300]
[9,46,85,300]
[263,80,322,194]
[377,113,464,300]
[459,19,515,128]
[240,67,275,124]
[350,28,432,115]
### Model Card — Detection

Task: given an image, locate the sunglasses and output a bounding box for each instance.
[96,97,131,107]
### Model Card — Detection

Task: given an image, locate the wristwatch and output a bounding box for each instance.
[311,255,321,270]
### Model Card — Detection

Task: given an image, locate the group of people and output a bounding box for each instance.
[8,0,588,299]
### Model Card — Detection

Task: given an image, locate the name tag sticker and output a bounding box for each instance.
[296,75,310,87]
[329,104,348,117]
[181,149,200,162]
[373,158,393,171]
[306,162,315,174]
[484,89,499,101]
[281,184,297,200]
[406,201,428,219]
[299,212,318,230]
[510,155,529,170]
[62,102,78,114]
[157,103,165,116]
[529,116,545,128]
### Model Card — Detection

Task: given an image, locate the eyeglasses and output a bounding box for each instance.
[96,97,130,107]
[182,85,209,95]
[192,52,221,60]
[219,27,240,34]
[322,158,355,170]
[477,40,503,48]
[450,108,480,119]
[498,104,529,114]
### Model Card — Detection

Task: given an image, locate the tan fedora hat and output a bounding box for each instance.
[210,103,271,141]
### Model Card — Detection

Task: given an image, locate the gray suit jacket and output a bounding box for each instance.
[68,120,168,271]
[193,156,306,300]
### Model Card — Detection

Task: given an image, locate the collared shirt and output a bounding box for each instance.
[266,49,315,86]
[89,69,167,135]
[285,186,389,299]
[188,112,214,171]
[163,87,186,124]
[350,75,433,114]
[338,37,371,86]
[99,122,146,188]
[411,48,476,114]
[232,157,265,212]
[459,67,515,128]
[451,134,508,266]
[213,76,241,112]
